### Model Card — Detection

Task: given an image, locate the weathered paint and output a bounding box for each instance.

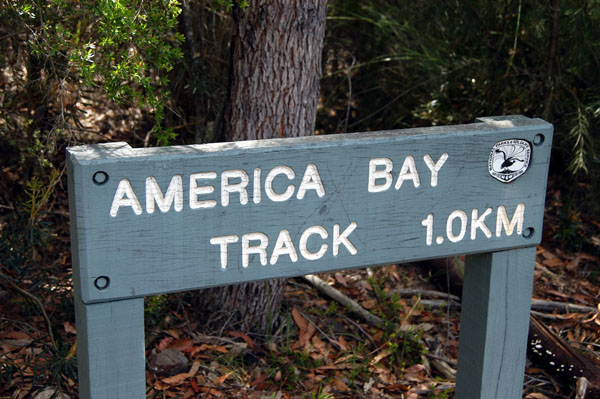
[67,115,552,304]
[74,296,145,399]
[456,247,536,399]
[68,115,552,399]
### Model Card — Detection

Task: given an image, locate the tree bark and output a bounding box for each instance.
[221,0,327,141]
[195,0,328,334]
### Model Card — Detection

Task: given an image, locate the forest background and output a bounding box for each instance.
[1,0,600,398]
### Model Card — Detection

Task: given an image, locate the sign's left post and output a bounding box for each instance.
[68,144,146,399]
[74,297,146,399]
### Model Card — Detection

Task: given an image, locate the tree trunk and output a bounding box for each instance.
[194,0,328,334]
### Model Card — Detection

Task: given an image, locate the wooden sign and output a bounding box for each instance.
[68,115,553,399]
[68,115,551,303]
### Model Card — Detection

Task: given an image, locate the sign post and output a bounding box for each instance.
[68,115,552,398]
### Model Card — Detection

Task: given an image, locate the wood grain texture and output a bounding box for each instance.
[75,296,145,399]
[67,116,552,303]
[455,247,536,399]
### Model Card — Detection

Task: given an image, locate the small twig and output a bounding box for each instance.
[0,273,57,351]
[576,377,590,399]
[389,288,461,302]
[531,310,569,320]
[299,311,341,350]
[342,56,355,133]
[419,299,461,309]
[424,353,457,368]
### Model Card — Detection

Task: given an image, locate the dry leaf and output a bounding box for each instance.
[167,339,194,352]
[228,331,256,349]
[214,372,232,385]
[6,331,31,340]
[370,348,392,365]
[337,335,349,351]
[292,307,315,347]
[566,255,582,271]
[291,307,308,331]
[167,329,181,339]
[161,360,200,385]
[63,322,77,335]
[404,364,427,381]
[333,378,350,391]
[543,257,564,268]
[361,299,378,310]
[157,337,173,352]
[249,374,268,390]
[525,393,550,399]
[334,272,349,287]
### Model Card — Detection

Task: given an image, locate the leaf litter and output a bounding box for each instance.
[1,172,600,398]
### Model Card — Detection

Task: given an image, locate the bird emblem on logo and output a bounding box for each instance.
[488,139,531,183]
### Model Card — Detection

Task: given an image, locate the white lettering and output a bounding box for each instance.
[145,175,183,214]
[190,172,217,209]
[265,166,295,202]
[210,235,239,269]
[270,229,298,264]
[423,153,448,187]
[242,232,269,267]
[333,222,358,256]
[368,158,393,193]
[221,169,249,206]
[421,214,434,246]
[253,168,262,204]
[471,208,492,239]
[110,179,142,217]
[395,156,420,189]
[446,210,467,242]
[299,226,328,260]
[496,204,525,237]
[297,164,325,199]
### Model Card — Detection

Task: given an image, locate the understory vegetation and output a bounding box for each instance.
[1,1,600,398]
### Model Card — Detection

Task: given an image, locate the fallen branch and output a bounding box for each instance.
[531,300,597,314]
[403,296,597,316]
[426,339,457,380]
[302,274,457,379]
[391,289,598,314]
[303,274,385,327]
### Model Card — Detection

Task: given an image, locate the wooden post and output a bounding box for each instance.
[67,116,553,398]
[455,247,536,399]
[75,295,146,399]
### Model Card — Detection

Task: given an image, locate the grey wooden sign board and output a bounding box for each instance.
[68,115,552,399]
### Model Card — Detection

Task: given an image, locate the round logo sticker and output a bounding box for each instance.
[488,139,531,183]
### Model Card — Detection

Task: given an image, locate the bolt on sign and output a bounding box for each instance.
[68,116,552,399]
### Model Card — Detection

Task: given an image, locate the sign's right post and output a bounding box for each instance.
[455,246,536,398]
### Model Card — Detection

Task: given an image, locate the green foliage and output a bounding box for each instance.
[368,276,426,368]
[427,387,451,399]
[211,0,249,11]
[321,0,600,177]
[0,0,185,278]
[1,0,184,150]
[144,294,170,328]
[310,386,335,399]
